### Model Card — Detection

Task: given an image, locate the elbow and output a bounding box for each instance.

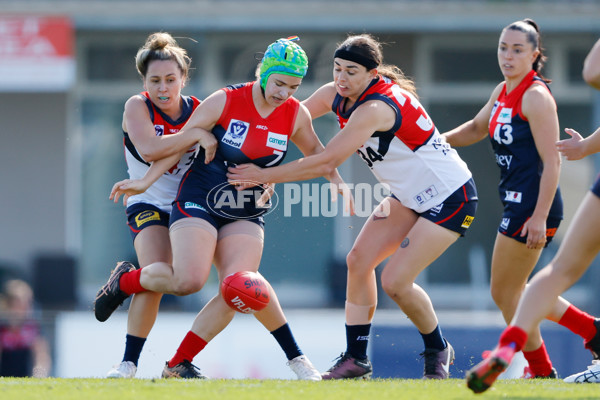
[583,70,600,89]
[545,155,562,173]
[139,151,156,162]
[583,62,600,89]
[138,148,164,162]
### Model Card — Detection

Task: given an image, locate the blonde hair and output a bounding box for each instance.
[135,32,192,82]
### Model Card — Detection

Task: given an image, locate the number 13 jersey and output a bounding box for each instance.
[488,70,562,218]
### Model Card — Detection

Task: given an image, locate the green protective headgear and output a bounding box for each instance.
[259,36,308,91]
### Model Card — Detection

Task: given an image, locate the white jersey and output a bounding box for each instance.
[333,76,472,213]
[124,92,200,213]
[361,128,471,213]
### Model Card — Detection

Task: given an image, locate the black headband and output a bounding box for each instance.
[334,48,378,70]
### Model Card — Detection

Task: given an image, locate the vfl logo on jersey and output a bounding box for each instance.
[155,125,164,136]
[461,215,474,229]
[135,210,161,227]
[500,217,510,230]
[266,132,288,151]
[414,185,439,206]
[497,108,512,124]
[222,119,250,149]
[504,190,522,203]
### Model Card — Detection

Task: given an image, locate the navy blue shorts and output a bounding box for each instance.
[126,203,170,241]
[417,178,478,236]
[592,173,600,199]
[498,213,561,247]
[170,200,264,231]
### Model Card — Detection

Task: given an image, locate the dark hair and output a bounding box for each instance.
[335,34,417,97]
[504,19,550,83]
[135,32,191,83]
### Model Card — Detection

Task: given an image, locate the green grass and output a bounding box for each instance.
[0,378,597,400]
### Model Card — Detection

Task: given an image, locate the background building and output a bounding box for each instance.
[0,0,599,377]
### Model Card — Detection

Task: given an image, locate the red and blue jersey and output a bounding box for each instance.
[488,70,562,220]
[175,82,300,220]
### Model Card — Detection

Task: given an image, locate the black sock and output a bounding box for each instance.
[346,323,371,360]
[271,323,302,361]
[420,325,446,351]
[123,334,147,366]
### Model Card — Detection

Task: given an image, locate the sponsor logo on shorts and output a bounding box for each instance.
[135,210,161,227]
[497,107,512,124]
[504,190,522,203]
[154,124,164,136]
[222,119,249,149]
[184,202,207,211]
[461,215,474,228]
[500,217,510,230]
[546,227,557,238]
[266,132,288,151]
[414,185,439,206]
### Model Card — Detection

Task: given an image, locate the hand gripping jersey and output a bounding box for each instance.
[123,92,200,213]
[175,82,300,219]
[333,76,472,213]
[488,70,562,219]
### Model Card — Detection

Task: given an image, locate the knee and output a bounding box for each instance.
[346,248,361,270]
[172,278,204,296]
[380,273,406,302]
[490,284,519,311]
[346,247,373,275]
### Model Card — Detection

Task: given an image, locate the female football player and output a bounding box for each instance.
[228,33,478,380]
[466,36,600,392]
[96,37,349,380]
[99,32,217,378]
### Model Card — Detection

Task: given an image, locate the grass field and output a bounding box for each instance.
[0,378,597,400]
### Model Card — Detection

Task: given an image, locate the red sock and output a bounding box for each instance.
[119,269,145,295]
[558,305,597,341]
[168,331,207,368]
[499,325,528,352]
[523,342,553,377]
